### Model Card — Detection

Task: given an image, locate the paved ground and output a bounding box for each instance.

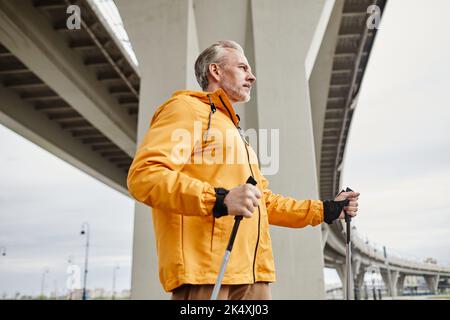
[390,294,450,300]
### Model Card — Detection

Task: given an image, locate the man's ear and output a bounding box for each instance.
[208,63,221,82]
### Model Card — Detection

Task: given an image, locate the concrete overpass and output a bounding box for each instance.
[324,223,450,298]
[1,0,448,299]
[0,0,138,195]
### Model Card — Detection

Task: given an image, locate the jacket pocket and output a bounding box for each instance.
[210,217,215,252]
[210,217,225,254]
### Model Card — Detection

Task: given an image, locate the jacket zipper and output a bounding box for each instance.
[219,95,261,284]
[243,139,261,284]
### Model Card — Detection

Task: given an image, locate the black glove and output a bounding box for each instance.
[213,188,230,218]
[323,199,350,224]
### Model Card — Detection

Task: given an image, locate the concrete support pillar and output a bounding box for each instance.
[350,257,359,299]
[335,264,347,299]
[116,0,200,299]
[117,0,338,299]
[397,273,406,296]
[321,225,330,250]
[380,269,399,297]
[352,257,361,278]
[308,0,345,172]
[336,260,364,300]
[351,259,365,299]
[251,0,331,299]
[391,270,399,297]
[354,269,365,300]
[425,274,440,294]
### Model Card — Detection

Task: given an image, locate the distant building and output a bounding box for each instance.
[65,288,130,300]
[118,289,131,299]
[69,289,83,300]
[90,288,107,299]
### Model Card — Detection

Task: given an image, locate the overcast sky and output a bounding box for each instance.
[343,0,450,263]
[321,0,450,284]
[1,0,450,297]
[0,126,134,297]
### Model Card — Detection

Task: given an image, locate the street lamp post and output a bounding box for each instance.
[67,255,74,300]
[80,222,90,300]
[53,280,58,300]
[372,270,376,300]
[40,268,49,299]
[112,265,120,300]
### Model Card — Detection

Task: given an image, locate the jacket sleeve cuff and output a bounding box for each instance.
[311,200,325,226]
[200,184,217,216]
[212,188,230,218]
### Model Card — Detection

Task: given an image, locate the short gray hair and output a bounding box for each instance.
[195,40,244,90]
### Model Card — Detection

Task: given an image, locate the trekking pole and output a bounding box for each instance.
[344,187,353,300]
[210,176,257,300]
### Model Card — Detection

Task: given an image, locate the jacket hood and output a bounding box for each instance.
[172,88,240,127]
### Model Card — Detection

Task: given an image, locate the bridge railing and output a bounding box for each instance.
[89,0,138,66]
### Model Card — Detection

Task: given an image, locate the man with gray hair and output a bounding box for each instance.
[127,40,360,300]
[194,40,247,98]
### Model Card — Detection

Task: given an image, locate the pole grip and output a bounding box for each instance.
[233,176,257,222]
[212,176,258,299]
[344,188,353,220]
[345,187,353,244]
[337,189,350,223]
[228,176,257,251]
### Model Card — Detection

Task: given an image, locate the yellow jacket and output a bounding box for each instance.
[127,88,324,292]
